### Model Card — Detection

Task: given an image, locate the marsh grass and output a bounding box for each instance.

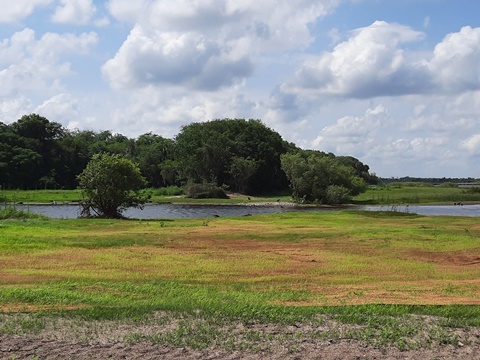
[0,211,479,352]
[0,190,83,203]
[354,186,480,204]
[0,207,49,220]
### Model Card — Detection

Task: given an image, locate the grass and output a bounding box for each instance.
[4,185,480,206]
[0,189,83,204]
[353,185,480,204]
[0,188,291,205]
[0,211,479,352]
[0,207,49,220]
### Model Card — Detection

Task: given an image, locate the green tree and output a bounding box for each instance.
[228,156,258,194]
[175,119,289,193]
[132,133,177,187]
[281,150,367,204]
[77,153,148,218]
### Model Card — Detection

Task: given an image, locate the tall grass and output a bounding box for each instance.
[354,186,480,204]
[0,189,83,203]
[0,207,49,220]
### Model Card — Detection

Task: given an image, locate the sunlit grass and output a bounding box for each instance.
[0,210,479,353]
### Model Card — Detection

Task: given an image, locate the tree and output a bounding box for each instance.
[132,133,177,187]
[281,150,367,204]
[175,119,290,193]
[77,153,148,218]
[228,156,258,194]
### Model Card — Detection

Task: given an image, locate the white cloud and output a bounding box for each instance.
[51,0,97,25]
[0,0,52,23]
[461,134,480,155]
[286,21,429,99]
[0,29,98,98]
[430,26,480,93]
[312,104,390,156]
[280,23,480,105]
[35,93,80,122]
[0,28,97,124]
[102,25,253,91]
[103,0,343,92]
[102,85,261,138]
[107,0,340,52]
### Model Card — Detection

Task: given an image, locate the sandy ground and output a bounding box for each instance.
[1,334,479,359]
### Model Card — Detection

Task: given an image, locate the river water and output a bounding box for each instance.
[7,203,480,219]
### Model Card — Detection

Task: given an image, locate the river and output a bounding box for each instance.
[6,203,480,219]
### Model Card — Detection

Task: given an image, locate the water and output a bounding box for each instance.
[8,203,480,219]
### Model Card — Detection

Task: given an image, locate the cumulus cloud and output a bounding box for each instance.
[287,21,429,99]
[0,29,98,96]
[104,85,261,138]
[35,93,80,122]
[430,26,480,93]
[0,0,52,23]
[102,25,253,90]
[461,134,480,155]
[312,104,390,155]
[278,22,480,106]
[0,28,97,123]
[102,0,343,92]
[107,0,340,51]
[51,0,97,25]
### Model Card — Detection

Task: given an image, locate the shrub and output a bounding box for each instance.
[150,186,184,196]
[185,183,229,199]
[325,185,352,204]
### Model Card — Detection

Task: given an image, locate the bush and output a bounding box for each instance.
[325,185,352,204]
[150,186,184,196]
[185,183,229,199]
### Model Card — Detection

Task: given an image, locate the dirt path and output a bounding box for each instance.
[1,335,479,360]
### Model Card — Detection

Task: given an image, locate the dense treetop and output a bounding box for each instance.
[0,114,378,201]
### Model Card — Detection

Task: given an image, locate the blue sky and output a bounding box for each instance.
[1,0,480,178]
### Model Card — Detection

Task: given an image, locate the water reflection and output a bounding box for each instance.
[9,203,480,219]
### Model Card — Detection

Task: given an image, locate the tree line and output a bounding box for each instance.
[0,114,379,203]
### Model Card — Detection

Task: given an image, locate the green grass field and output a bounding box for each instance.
[0,210,479,352]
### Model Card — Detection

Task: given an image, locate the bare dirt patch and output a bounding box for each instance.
[1,317,479,360]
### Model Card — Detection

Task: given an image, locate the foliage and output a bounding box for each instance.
[2,114,379,196]
[175,118,291,194]
[77,153,148,218]
[148,186,185,197]
[185,183,229,199]
[281,150,367,204]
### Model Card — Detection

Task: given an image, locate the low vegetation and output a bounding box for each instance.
[354,185,480,204]
[0,211,479,354]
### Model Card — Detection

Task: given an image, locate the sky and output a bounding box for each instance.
[1,0,480,178]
